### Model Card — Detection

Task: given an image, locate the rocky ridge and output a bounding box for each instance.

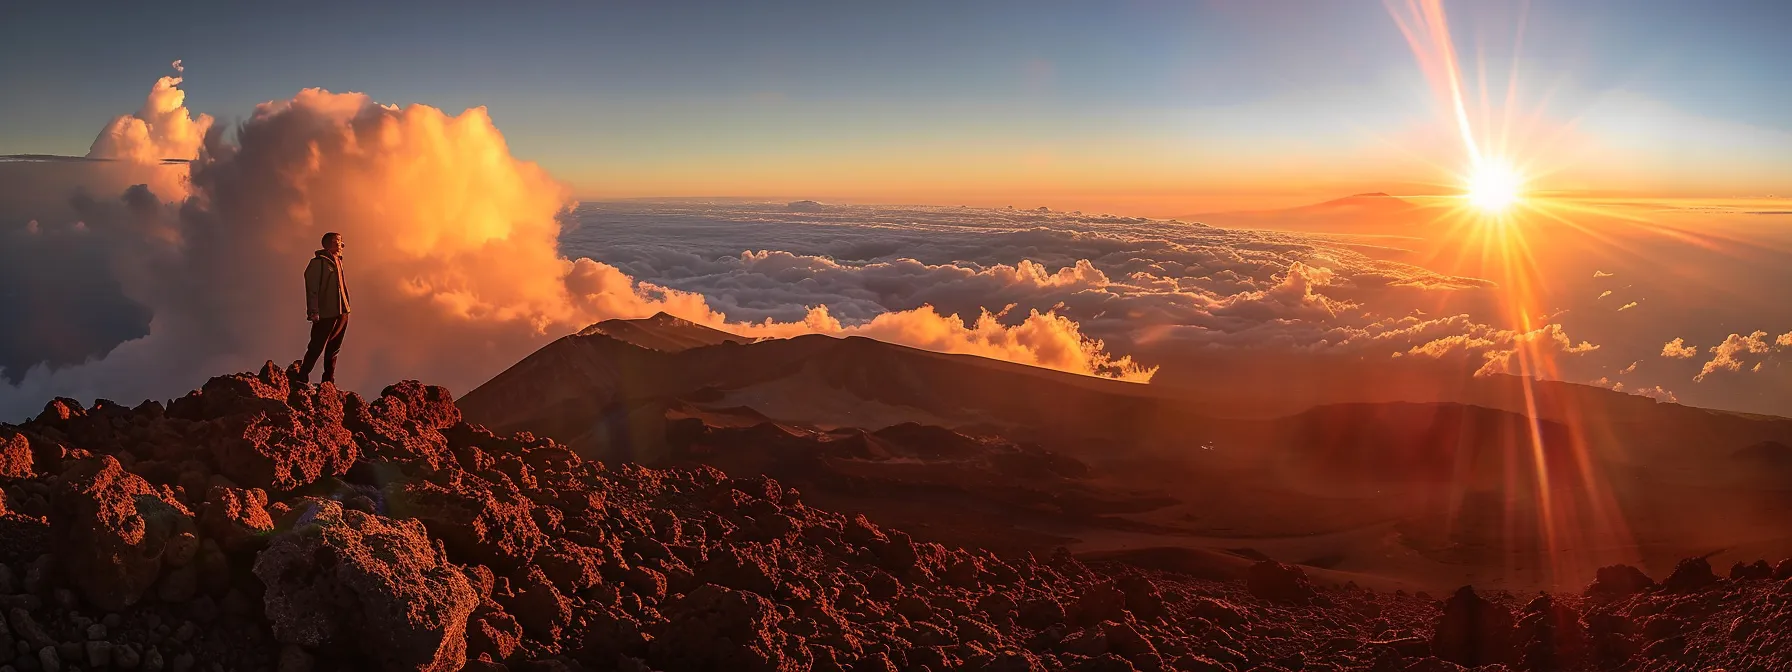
[0,363,1788,671]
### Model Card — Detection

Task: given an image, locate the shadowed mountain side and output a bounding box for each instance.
[460,314,1792,590]
[459,325,1217,457]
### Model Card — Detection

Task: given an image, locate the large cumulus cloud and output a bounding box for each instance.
[0,70,1159,416]
[88,61,213,165]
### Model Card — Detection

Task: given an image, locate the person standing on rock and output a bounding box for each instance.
[298,232,351,385]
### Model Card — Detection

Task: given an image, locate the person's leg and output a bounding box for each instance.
[298,318,331,381]
[320,314,350,383]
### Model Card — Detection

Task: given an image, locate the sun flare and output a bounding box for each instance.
[1466,159,1524,214]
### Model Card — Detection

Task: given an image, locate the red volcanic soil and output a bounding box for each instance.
[5,363,1792,671]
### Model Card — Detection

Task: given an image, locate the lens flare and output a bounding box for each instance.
[1387,0,1646,590]
[1467,159,1524,213]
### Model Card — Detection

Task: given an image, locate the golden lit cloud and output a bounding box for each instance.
[1661,338,1698,359]
[1696,331,1771,382]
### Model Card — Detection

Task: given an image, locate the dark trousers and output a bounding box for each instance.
[299,314,350,383]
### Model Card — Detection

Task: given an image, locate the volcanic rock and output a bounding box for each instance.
[1584,564,1655,599]
[649,584,811,672]
[1431,586,1515,667]
[51,455,194,611]
[465,602,523,663]
[0,429,31,479]
[385,478,543,571]
[198,485,275,552]
[253,498,477,672]
[1116,575,1167,621]
[1660,557,1719,593]
[7,362,1792,672]
[1514,594,1588,671]
[182,365,359,492]
[1245,560,1317,603]
[1729,559,1773,581]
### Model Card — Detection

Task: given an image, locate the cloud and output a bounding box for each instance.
[1590,376,1678,403]
[1403,321,1599,377]
[1780,331,1792,347]
[0,67,1626,417]
[1617,301,1638,311]
[87,61,212,165]
[0,72,1154,415]
[1598,290,1612,300]
[1661,338,1698,359]
[565,200,1537,366]
[1593,270,1614,278]
[1619,361,1638,374]
[557,258,1154,380]
[1695,331,1772,382]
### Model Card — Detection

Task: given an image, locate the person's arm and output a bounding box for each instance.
[304,258,322,319]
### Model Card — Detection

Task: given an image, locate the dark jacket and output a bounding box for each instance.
[304,250,351,318]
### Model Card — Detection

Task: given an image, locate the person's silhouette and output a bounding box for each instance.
[298,232,351,384]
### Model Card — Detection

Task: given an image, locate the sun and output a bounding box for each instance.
[1466,159,1524,213]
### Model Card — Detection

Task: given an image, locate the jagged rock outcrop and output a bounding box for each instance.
[169,364,360,491]
[254,498,477,671]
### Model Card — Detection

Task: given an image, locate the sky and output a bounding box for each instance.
[0,0,1790,420]
[4,0,1791,213]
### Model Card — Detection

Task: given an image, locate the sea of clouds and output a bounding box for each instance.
[2,65,1785,419]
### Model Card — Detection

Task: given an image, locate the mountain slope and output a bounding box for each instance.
[460,317,1792,591]
[11,363,1785,671]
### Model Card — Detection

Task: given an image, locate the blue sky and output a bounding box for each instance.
[4,0,1789,207]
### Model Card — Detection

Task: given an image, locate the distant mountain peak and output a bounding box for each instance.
[577,312,751,352]
[1312,192,1413,209]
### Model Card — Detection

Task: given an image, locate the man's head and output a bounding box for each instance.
[322,232,344,256]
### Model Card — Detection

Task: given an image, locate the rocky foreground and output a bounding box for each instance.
[0,364,1789,672]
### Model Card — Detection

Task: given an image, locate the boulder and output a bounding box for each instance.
[1514,594,1588,671]
[1116,575,1167,621]
[1584,565,1655,599]
[52,456,194,611]
[254,498,477,672]
[1729,560,1773,581]
[1660,557,1718,593]
[193,366,358,491]
[1072,581,1128,625]
[650,584,811,672]
[199,485,275,552]
[385,478,542,571]
[343,382,458,470]
[465,602,523,663]
[0,428,33,479]
[500,568,572,642]
[1246,561,1317,603]
[1431,586,1514,667]
[379,381,463,431]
